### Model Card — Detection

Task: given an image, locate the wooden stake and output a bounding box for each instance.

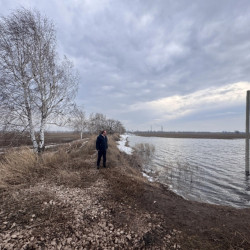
[245,90,250,176]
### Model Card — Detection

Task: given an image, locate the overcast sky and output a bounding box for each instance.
[1,0,250,132]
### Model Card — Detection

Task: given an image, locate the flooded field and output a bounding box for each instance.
[0,132,84,154]
[128,135,250,208]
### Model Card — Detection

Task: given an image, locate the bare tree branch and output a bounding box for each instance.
[0,8,78,152]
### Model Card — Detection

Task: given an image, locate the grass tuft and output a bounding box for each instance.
[0,147,37,186]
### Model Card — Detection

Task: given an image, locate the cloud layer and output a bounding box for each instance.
[1,0,250,131]
[125,81,250,130]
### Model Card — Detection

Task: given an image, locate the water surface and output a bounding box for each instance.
[128,135,250,208]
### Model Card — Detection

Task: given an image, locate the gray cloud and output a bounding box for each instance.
[1,0,250,131]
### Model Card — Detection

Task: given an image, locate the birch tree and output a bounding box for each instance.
[70,105,87,139]
[0,8,78,152]
[87,113,107,134]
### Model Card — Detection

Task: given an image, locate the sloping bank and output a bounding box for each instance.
[0,134,250,249]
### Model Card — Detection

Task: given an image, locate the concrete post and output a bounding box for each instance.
[246,90,250,176]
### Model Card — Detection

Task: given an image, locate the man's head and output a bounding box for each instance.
[101,130,107,136]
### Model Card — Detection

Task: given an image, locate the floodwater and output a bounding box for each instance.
[127,135,250,208]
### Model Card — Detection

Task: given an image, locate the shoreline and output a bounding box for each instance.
[133,131,246,139]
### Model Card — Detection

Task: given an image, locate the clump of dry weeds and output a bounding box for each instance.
[0,135,98,190]
[0,147,38,187]
[132,143,155,168]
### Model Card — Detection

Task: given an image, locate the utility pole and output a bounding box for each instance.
[246,90,250,176]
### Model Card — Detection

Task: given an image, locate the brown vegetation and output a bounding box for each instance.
[0,131,83,148]
[1,135,250,249]
[134,131,246,139]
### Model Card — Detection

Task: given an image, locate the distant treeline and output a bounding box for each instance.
[132,131,246,139]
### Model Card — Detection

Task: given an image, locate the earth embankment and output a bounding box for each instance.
[0,134,250,249]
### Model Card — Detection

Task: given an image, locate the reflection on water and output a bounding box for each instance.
[128,135,250,208]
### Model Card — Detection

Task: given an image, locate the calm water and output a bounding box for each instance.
[128,135,250,208]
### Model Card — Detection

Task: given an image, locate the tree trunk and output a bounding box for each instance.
[29,120,38,151]
[23,83,38,151]
[38,117,46,153]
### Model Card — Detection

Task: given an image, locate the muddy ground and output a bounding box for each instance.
[0,135,250,249]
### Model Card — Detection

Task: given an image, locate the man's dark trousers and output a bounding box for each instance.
[97,150,106,168]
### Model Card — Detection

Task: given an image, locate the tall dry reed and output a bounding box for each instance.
[0,147,37,187]
[132,143,155,167]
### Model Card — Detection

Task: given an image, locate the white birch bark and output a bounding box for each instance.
[38,117,46,152]
[23,82,38,151]
[0,8,78,152]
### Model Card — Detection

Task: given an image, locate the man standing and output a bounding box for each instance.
[96,130,108,169]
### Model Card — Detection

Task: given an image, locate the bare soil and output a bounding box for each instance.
[0,135,250,249]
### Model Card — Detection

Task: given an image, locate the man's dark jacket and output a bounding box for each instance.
[96,134,108,151]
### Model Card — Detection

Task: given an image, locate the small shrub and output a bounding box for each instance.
[133,143,155,166]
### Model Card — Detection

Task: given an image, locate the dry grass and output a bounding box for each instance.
[133,143,155,157]
[100,137,149,203]
[0,147,38,188]
[0,134,139,192]
[0,135,97,191]
[131,143,155,168]
[0,131,86,148]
